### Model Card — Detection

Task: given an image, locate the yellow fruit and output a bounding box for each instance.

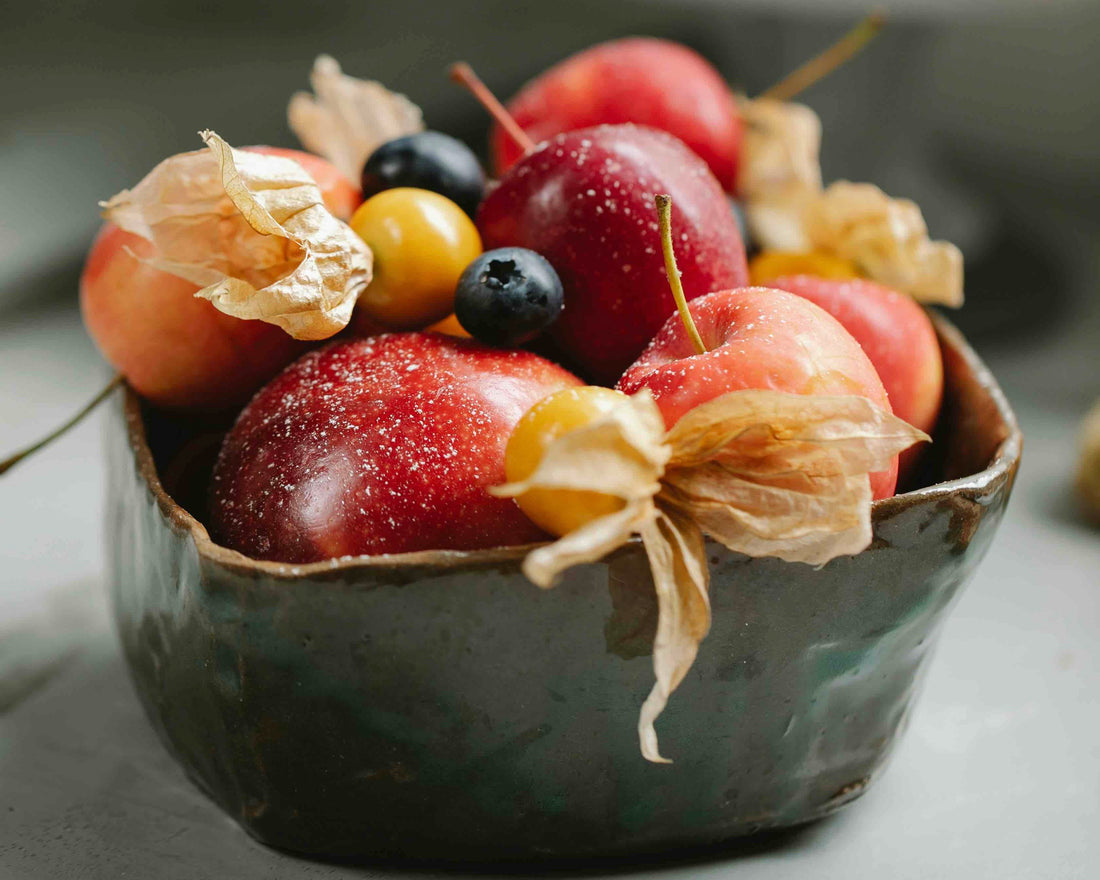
[505,387,628,536]
[426,313,471,338]
[749,250,861,286]
[349,188,482,329]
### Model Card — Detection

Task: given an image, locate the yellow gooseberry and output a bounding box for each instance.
[504,386,629,537]
[748,250,860,286]
[349,188,482,330]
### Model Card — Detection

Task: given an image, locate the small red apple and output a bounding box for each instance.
[80,147,359,412]
[478,125,748,384]
[209,333,582,562]
[618,287,900,499]
[492,38,742,191]
[765,275,943,439]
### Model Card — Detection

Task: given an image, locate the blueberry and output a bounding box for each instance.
[361,131,485,218]
[454,248,564,348]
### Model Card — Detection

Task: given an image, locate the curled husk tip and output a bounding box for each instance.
[288,54,424,182]
[100,130,373,340]
[495,388,929,762]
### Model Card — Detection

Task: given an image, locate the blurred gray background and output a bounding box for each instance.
[1,1,1098,878]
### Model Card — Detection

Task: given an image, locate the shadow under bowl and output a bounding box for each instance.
[105,313,1021,863]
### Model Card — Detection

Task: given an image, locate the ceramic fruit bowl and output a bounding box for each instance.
[105,313,1019,863]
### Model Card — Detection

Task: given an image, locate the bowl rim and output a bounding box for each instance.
[120,312,1022,580]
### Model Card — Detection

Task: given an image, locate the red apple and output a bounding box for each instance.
[478,125,748,384]
[492,38,742,191]
[765,275,943,438]
[80,147,359,412]
[618,287,900,499]
[209,333,582,561]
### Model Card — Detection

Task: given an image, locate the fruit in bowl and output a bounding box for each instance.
[210,333,580,561]
[80,145,363,412]
[106,311,1019,860]
[764,274,944,480]
[618,285,900,499]
[478,124,748,383]
[3,35,1022,865]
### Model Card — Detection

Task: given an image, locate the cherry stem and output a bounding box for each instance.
[760,9,887,102]
[655,195,707,356]
[0,374,123,477]
[448,62,536,154]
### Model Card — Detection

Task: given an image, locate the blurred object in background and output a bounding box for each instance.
[1078,400,1100,524]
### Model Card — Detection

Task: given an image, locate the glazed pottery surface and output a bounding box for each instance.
[106,315,1021,862]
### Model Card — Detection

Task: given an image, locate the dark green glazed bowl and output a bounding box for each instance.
[106,315,1020,863]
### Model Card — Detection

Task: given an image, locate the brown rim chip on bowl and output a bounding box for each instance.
[106,313,1020,863]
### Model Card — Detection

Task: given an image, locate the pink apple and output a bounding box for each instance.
[80,147,359,412]
[618,287,901,499]
[766,275,943,439]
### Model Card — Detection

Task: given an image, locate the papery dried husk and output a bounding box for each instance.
[636,505,710,763]
[288,54,424,183]
[805,181,965,307]
[660,392,927,565]
[740,97,823,252]
[101,130,373,340]
[498,388,929,761]
[738,98,964,307]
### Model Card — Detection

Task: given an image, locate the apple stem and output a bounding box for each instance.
[655,195,707,356]
[760,9,887,102]
[448,62,536,154]
[0,373,123,477]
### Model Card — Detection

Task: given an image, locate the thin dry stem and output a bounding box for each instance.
[448,62,536,153]
[761,10,887,102]
[655,195,707,356]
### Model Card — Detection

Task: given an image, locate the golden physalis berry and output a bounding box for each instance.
[749,250,860,286]
[426,313,472,338]
[504,387,630,536]
[349,188,481,330]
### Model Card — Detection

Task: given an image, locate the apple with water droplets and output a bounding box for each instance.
[477,124,748,384]
[766,274,943,482]
[618,287,901,499]
[209,332,582,562]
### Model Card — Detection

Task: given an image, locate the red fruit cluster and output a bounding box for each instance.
[76,40,945,562]
[478,124,748,384]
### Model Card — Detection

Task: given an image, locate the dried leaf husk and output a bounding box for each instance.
[288,54,424,183]
[739,99,964,307]
[805,182,964,307]
[498,388,929,761]
[740,97,822,252]
[101,131,373,341]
